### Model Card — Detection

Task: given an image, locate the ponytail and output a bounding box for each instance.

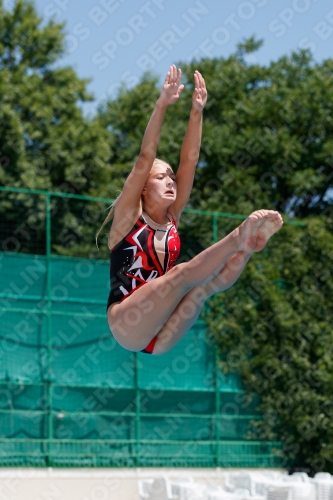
[95,193,121,251]
[96,157,167,250]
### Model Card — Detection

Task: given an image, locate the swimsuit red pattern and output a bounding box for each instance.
[107,211,181,353]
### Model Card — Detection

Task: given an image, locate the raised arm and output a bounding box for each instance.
[114,65,184,215]
[170,71,207,222]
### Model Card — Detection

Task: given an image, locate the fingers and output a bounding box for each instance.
[199,71,206,91]
[166,66,207,95]
[194,72,199,89]
[176,67,182,86]
[177,84,185,96]
[191,70,208,109]
[171,64,181,85]
[194,70,206,94]
[165,65,174,85]
[171,64,176,82]
[162,64,184,103]
[166,64,182,85]
[194,70,200,89]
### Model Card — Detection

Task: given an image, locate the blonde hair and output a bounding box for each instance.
[95,193,121,250]
[95,158,171,250]
[152,158,170,169]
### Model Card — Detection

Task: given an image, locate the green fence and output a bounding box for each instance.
[0,187,303,467]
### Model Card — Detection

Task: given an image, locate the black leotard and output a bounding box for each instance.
[106,211,181,353]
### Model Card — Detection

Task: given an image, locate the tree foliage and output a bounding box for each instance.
[2,1,333,469]
[0,0,112,257]
[0,0,111,194]
[99,46,333,219]
[99,41,333,470]
[202,216,333,472]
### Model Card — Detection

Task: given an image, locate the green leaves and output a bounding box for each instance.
[0,0,111,198]
[0,0,65,69]
[98,46,332,219]
[236,35,264,57]
[2,2,333,470]
[203,217,333,470]
[99,51,333,468]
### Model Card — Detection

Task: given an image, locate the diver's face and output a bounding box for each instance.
[142,164,177,206]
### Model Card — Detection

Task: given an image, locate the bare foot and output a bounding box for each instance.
[255,211,283,251]
[236,210,283,252]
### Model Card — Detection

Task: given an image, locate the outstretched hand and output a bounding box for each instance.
[159,64,184,106]
[192,70,207,111]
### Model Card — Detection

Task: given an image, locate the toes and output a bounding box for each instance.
[251,210,265,220]
[242,209,283,252]
[249,213,260,221]
[250,209,283,226]
[261,210,283,225]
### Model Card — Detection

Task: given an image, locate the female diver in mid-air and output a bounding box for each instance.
[96,65,283,355]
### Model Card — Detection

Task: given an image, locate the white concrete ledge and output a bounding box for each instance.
[0,468,287,500]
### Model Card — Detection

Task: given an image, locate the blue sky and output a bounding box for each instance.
[20,0,333,114]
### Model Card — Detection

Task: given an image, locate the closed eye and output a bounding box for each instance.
[156,174,176,181]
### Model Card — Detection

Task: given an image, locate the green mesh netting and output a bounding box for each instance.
[0,249,282,467]
[0,189,282,467]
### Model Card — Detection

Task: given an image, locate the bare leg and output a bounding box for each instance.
[204,250,253,295]
[108,210,283,351]
[108,230,238,351]
[152,251,253,354]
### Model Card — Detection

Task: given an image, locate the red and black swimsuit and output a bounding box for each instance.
[106,211,181,353]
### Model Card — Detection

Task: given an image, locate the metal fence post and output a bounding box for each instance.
[0,186,297,467]
[215,350,220,467]
[45,194,53,465]
[212,213,220,466]
[213,212,218,245]
[134,352,140,466]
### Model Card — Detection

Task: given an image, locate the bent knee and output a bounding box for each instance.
[108,311,163,353]
[107,312,141,352]
[108,325,146,352]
